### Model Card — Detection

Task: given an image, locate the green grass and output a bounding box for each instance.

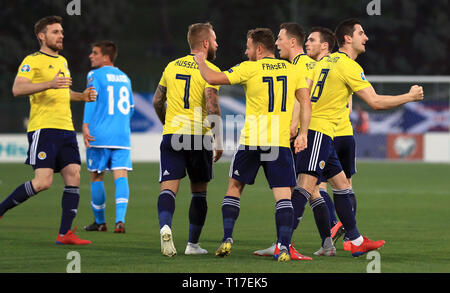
[0,161,450,273]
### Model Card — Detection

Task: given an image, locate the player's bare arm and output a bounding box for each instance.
[290,100,300,141]
[294,87,312,153]
[205,87,223,162]
[70,87,97,102]
[356,85,424,110]
[153,84,167,124]
[82,123,95,148]
[205,87,220,117]
[193,52,230,85]
[12,69,72,97]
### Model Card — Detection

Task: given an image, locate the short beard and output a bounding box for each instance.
[47,43,62,53]
[206,46,216,61]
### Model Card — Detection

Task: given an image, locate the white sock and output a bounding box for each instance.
[351,236,364,246]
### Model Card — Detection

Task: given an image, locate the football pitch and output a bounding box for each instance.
[0,161,449,273]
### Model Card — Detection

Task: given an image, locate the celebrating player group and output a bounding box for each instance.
[0,15,423,262]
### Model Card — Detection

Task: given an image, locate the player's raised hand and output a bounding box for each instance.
[409,85,424,101]
[50,69,72,89]
[82,87,97,102]
[294,133,307,153]
[193,52,206,64]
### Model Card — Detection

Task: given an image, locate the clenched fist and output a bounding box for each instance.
[409,85,424,101]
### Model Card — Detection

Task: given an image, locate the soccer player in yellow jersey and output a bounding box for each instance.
[0,16,96,245]
[293,18,424,257]
[252,23,316,260]
[306,27,347,240]
[275,23,316,143]
[152,23,222,257]
[194,28,312,262]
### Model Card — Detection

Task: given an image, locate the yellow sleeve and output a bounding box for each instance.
[223,61,253,85]
[158,65,169,88]
[16,56,36,80]
[339,61,371,92]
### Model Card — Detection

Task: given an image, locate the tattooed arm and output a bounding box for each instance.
[205,87,220,117]
[204,87,223,162]
[153,84,167,125]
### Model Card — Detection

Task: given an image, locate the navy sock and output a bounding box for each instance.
[188,192,207,244]
[310,197,331,246]
[319,188,338,226]
[275,199,294,249]
[221,196,240,241]
[333,189,360,240]
[349,189,357,216]
[291,186,310,231]
[0,181,36,216]
[59,186,80,235]
[157,189,176,228]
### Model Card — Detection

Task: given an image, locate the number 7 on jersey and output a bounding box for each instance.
[176,74,191,109]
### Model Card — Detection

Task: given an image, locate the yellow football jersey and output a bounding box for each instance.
[16,51,73,132]
[292,53,316,80]
[334,105,353,136]
[309,51,371,138]
[224,57,308,147]
[159,54,220,135]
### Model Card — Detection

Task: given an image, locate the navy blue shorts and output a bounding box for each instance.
[229,145,296,188]
[159,134,213,183]
[296,130,343,183]
[333,135,356,178]
[26,128,81,173]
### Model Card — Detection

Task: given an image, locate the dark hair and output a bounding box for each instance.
[34,15,62,43]
[280,22,305,46]
[335,18,361,47]
[247,28,275,53]
[92,40,118,63]
[187,22,213,50]
[310,27,336,52]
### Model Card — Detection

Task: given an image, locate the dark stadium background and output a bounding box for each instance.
[0,0,448,133]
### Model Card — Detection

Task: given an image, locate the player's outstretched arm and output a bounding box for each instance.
[153,84,167,125]
[356,85,424,110]
[193,52,230,85]
[204,87,223,162]
[70,87,97,102]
